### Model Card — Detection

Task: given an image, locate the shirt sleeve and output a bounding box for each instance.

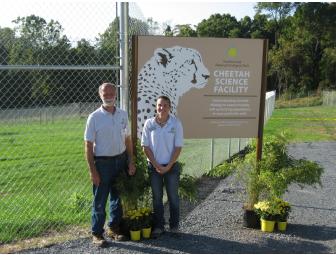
[141,119,150,147]
[84,114,95,142]
[175,119,184,147]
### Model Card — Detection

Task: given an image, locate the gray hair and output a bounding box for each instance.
[98,82,117,94]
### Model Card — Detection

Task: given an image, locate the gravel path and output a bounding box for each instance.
[21,142,336,253]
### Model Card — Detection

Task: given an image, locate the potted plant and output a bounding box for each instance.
[207,132,324,229]
[274,198,291,231]
[139,207,152,238]
[126,209,142,241]
[254,199,281,232]
[228,150,265,228]
[206,147,265,228]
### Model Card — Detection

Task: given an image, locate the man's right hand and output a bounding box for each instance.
[90,170,100,186]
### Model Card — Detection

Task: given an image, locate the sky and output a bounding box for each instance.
[0,0,257,42]
[138,2,256,28]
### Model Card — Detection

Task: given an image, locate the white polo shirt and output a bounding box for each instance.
[84,106,130,156]
[141,114,183,165]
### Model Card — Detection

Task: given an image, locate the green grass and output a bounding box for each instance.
[0,119,92,243]
[179,138,250,177]
[2,104,334,243]
[264,105,336,142]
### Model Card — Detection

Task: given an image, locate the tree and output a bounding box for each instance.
[293,2,336,91]
[4,15,72,107]
[173,24,197,37]
[70,39,97,65]
[0,27,15,65]
[0,27,16,108]
[320,48,336,90]
[96,17,119,65]
[196,14,239,37]
[12,15,67,49]
[97,17,149,64]
[9,15,70,65]
[268,2,336,94]
[164,25,173,37]
[255,2,296,47]
[250,14,273,41]
[237,16,252,38]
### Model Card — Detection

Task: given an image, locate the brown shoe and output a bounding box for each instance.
[92,234,108,247]
[107,226,128,241]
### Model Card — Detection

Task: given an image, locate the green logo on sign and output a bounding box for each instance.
[228,48,237,58]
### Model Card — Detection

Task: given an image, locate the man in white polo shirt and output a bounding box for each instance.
[141,95,184,238]
[84,82,136,247]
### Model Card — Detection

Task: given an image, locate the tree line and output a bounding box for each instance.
[0,2,335,109]
[0,15,149,109]
[165,2,336,97]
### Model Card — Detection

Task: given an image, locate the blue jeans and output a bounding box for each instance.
[91,152,127,236]
[149,162,180,230]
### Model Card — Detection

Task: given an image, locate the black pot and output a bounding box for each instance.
[119,217,130,237]
[243,209,260,229]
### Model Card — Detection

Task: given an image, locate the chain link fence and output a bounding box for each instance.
[0,1,133,244]
[0,2,275,244]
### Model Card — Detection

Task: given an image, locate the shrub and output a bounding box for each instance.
[116,141,150,212]
[179,167,197,202]
[116,141,198,213]
[208,132,324,209]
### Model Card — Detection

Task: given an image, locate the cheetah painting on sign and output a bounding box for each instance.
[137,46,210,137]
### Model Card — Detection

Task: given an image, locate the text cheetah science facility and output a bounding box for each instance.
[131,36,267,141]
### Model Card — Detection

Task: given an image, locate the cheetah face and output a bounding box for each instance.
[153,47,210,95]
[137,46,210,138]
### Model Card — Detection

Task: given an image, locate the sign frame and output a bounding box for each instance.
[131,36,268,159]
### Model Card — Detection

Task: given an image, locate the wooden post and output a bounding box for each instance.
[256,39,268,163]
[131,35,138,157]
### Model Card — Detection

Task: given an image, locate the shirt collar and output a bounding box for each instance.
[154,114,173,127]
[100,105,119,115]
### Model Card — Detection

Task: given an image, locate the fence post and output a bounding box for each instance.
[228,138,231,159]
[119,2,129,112]
[210,138,214,170]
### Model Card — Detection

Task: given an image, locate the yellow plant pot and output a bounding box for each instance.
[261,219,275,232]
[277,221,287,231]
[141,227,152,239]
[130,230,141,241]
